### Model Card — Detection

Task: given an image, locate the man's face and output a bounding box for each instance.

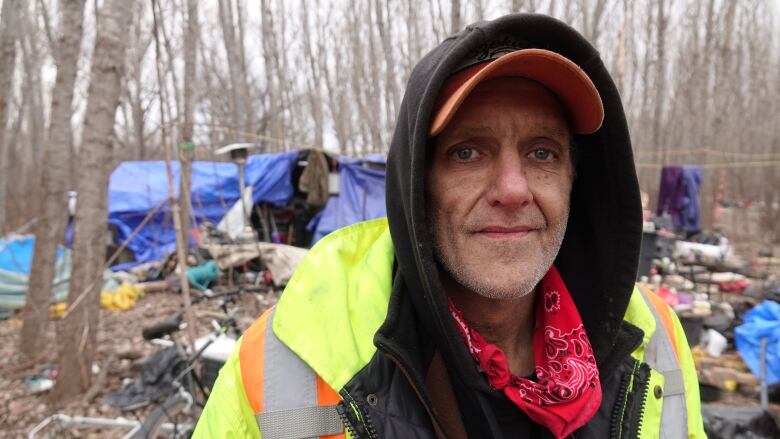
[428,77,574,300]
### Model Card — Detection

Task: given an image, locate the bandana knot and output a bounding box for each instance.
[447,265,601,439]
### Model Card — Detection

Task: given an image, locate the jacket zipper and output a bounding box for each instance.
[336,392,377,439]
[609,359,638,439]
[336,400,360,438]
[609,358,652,439]
[627,363,651,438]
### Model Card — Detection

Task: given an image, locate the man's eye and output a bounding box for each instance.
[529,149,554,161]
[454,147,478,161]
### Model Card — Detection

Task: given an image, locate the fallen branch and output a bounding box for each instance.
[83,353,116,404]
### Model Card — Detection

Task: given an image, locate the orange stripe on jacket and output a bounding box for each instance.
[640,285,680,360]
[240,307,274,413]
[317,376,345,439]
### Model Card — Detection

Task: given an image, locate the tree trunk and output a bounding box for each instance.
[261,0,285,150]
[50,0,132,402]
[301,1,324,148]
[234,0,253,135]
[125,2,152,160]
[19,2,44,175]
[0,0,20,234]
[151,0,197,348]
[178,0,198,328]
[450,0,461,34]
[19,0,86,360]
[180,0,198,214]
[218,0,244,142]
[651,0,668,151]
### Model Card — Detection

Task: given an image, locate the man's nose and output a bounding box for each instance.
[485,154,533,207]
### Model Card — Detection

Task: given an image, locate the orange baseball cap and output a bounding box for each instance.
[429,48,604,136]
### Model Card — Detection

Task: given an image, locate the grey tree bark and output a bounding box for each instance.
[19,2,45,180]
[179,0,198,255]
[219,0,250,142]
[451,0,461,34]
[151,0,196,347]
[261,0,285,150]
[176,0,199,343]
[19,0,86,360]
[300,1,324,149]
[0,0,20,234]
[51,0,132,402]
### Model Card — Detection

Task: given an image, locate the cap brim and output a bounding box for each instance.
[429,49,604,136]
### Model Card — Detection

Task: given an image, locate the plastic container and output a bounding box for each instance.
[195,334,236,390]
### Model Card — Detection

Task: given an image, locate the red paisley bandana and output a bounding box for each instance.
[448,265,601,439]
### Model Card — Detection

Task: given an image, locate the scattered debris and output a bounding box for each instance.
[0,286,279,437]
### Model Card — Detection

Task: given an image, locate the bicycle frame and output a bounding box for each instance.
[28,414,143,439]
[29,286,254,438]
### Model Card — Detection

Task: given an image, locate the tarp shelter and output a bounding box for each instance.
[735,300,780,385]
[108,151,298,270]
[0,234,65,273]
[0,234,124,309]
[308,156,387,244]
[0,235,69,309]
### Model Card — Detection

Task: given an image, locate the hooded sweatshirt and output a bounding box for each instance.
[379,12,644,437]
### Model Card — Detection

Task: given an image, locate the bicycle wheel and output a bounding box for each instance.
[130,394,197,439]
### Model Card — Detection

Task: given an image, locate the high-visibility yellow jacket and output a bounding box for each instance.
[195,218,705,438]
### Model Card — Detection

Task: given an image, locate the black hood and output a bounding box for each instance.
[382,12,642,401]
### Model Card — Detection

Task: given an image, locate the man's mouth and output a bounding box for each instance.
[477,225,537,239]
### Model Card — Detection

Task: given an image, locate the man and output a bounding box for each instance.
[195,13,704,438]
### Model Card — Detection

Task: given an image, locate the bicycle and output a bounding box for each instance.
[29,284,268,439]
[130,285,267,438]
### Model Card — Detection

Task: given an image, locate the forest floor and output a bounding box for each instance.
[0,288,279,438]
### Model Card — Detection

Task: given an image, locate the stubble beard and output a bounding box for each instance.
[431,207,569,301]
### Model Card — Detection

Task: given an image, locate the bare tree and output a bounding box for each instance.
[0,0,20,234]
[151,0,197,347]
[51,0,132,401]
[179,0,200,340]
[179,0,198,260]
[261,0,285,150]
[651,0,668,151]
[301,1,324,148]
[19,0,87,360]
[122,1,153,159]
[579,0,609,46]
[219,0,251,141]
[451,0,462,34]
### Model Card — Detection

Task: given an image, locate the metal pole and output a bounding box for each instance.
[760,337,768,409]
[237,160,248,231]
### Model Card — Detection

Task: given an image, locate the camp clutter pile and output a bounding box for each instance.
[0,149,387,318]
[0,149,389,436]
[0,284,278,437]
[640,212,780,435]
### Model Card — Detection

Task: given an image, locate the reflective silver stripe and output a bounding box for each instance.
[640,291,688,438]
[264,309,317,411]
[258,406,344,439]
[254,308,344,438]
[662,370,686,396]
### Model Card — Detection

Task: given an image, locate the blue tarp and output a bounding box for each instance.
[0,235,121,309]
[108,151,298,269]
[0,235,65,273]
[0,235,71,309]
[735,300,780,385]
[0,235,63,273]
[8,150,386,274]
[309,157,386,244]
